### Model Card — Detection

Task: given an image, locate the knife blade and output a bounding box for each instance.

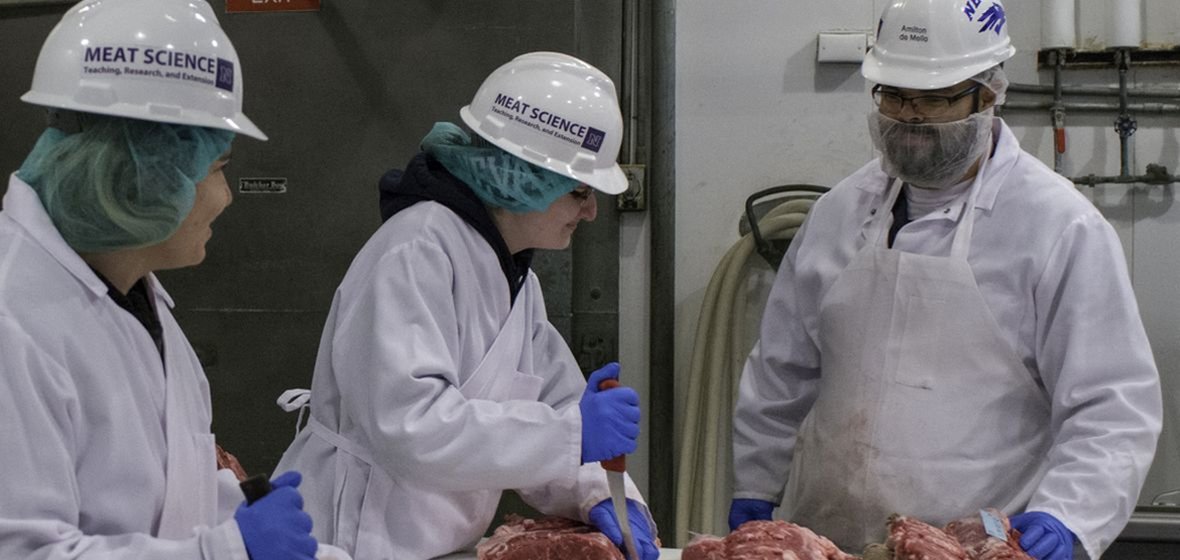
[599,378,641,560]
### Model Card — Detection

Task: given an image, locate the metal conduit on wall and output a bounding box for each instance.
[648,0,677,541]
[1002,48,1180,187]
[1029,0,1180,187]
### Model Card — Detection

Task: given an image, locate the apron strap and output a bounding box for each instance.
[276,388,377,465]
[949,153,992,259]
[277,388,312,439]
[308,416,377,466]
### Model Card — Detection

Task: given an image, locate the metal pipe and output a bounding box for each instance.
[624,0,640,163]
[649,0,677,541]
[1072,164,1180,187]
[1008,83,1180,99]
[1052,50,1067,173]
[1115,49,1137,178]
[1002,101,1180,114]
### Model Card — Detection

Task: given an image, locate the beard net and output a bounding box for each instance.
[868,109,994,189]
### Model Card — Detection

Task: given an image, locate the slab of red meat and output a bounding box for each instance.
[477,514,623,560]
[215,444,247,482]
[681,520,856,560]
[680,534,725,560]
[944,509,1032,560]
[887,514,969,560]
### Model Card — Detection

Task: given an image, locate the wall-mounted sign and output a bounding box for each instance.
[226,0,320,13]
[0,0,78,7]
[239,177,288,194]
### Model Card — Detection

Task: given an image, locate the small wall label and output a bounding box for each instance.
[239,177,288,194]
[226,0,321,13]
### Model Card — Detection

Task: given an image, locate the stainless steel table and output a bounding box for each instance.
[434,548,683,559]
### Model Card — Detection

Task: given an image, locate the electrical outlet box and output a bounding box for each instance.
[817,32,868,63]
[618,164,646,211]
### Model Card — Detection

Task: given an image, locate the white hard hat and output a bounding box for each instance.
[460,52,627,195]
[862,0,1016,90]
[22,0,266,140]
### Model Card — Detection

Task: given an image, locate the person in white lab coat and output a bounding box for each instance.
[274,52,659,560]
[729,2,1162,559]
[0,2,318,559]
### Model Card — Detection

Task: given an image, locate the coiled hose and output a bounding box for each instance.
[674,196,816,543]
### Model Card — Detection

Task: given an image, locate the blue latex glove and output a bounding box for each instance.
[728,498,775,531]
[589,498,659,560]
[234,471,318,560]
[580,363,641,463]
[1011,511,1075,560]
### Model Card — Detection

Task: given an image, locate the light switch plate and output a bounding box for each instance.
[817,32,868,63]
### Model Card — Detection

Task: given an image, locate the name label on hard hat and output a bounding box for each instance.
[490,92,606,153]
[239,177,288,194]
[81,46,234,92]
[897,25,928,43]
[226,0,321,13]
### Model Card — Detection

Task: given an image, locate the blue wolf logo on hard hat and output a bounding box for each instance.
[964,1,1006,35]
[977,4,1006,34]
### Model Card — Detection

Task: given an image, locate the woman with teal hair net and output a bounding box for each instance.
[17,112,234,253]
[0,1,322,559]
[275,52,661,560]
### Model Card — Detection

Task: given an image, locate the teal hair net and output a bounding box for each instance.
[16,113,234,253]
[421,122,579,212]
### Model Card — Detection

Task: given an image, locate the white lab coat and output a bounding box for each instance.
[275,200,649,560]
[0,175,249,559]
[732,121,1162,558]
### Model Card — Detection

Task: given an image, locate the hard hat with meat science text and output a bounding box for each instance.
[22,0,267,140]
[862,0,1016,90]
[460,52,627,195]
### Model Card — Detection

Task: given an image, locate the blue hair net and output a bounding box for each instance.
[421,122,579,212]
[16,113,234,253]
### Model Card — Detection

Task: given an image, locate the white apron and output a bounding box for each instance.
[784,174,1052,552]
[284,290,543,560]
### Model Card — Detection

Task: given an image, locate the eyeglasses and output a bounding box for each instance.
[570,186,594,206]
[871,84,982,117]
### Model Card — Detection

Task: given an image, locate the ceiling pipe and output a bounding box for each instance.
[1106,0,1143,49]
[1008,83,1180,99]
[1041,0,1076,50]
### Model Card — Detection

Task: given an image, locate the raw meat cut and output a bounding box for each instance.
[862,543,891,560]
[681,520,857,560]
[944,509,1032,560]
[887,514,969,560]
[477,514,623,560]
[680,534,725,560]
[215,444,247,481]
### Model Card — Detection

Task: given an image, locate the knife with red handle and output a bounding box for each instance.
[598,378,641,560]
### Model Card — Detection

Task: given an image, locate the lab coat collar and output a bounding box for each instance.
[4,174,108,298]
[145,273,176,309]
[2,174,174,307]
[379,152,533,303]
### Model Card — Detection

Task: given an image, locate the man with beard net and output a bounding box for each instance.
[728,2,1161,560]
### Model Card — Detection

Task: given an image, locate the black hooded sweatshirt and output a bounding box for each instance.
[378,152,534,304]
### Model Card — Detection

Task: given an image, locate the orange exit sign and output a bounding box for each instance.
[226,0,320,13]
